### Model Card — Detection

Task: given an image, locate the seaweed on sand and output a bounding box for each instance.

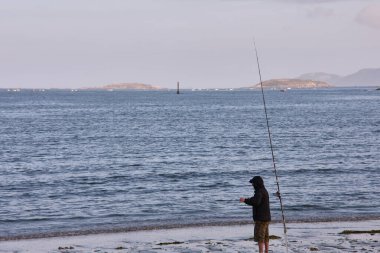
[339,230,380,235]
[157,241,184,246]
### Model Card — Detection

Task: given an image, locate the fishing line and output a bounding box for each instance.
[253,40,289,253]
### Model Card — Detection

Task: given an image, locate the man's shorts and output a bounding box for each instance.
[254,221,270,242]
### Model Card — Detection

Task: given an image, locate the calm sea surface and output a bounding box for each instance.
[0,88,379,238]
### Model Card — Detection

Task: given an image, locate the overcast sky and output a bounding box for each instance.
[1,0,379,89]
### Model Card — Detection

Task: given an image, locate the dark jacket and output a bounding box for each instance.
[244,187,271,222]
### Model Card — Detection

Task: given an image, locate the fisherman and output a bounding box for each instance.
[240,176,271,253]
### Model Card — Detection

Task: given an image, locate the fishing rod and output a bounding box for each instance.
[253,40,289,253]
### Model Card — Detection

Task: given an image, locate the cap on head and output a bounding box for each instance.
[249,176,264,188]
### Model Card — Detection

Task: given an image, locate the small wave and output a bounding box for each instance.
[285,204,333,211]
[198,182,233,188]
[129,163,143,167]
[214,145,229,149]
[1,215,380,241]
[285,167,354,175]
[108,174,130,180]
[0,217,52,223]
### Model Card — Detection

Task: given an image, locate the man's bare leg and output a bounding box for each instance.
[265,241,269,253]
[258,242,265,253]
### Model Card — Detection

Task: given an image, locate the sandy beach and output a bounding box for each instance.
[1,219,379,253]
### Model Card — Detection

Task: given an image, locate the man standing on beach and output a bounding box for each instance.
[240,176,271,253]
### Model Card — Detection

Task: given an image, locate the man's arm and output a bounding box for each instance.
[240,192,262,206]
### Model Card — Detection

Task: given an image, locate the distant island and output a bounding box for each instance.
[297,68,380,86]
[77,67,378,91]
[83,83,163,90]
[250,79,332,89]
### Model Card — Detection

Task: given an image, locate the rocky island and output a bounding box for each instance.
[83,83,163,90]
[251,79,332,89]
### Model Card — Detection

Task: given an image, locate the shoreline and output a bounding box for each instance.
[1,219,379,253]
[2,215,379,241]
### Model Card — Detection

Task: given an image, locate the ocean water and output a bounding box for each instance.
[0,88,379,238]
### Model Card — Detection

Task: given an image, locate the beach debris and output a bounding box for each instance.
[58,246,74,250]
[340,230,380,235]
[58,245,75,252]
[157,241,184,246]
[269,235,281,239]
[205,241,223,245]
[204,240,228,247]
[115,246,125,250]
[309,247,319,251]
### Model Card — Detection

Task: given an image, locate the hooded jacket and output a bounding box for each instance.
[244,177,271,222]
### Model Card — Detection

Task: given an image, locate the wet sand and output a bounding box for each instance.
[1,220,379,253]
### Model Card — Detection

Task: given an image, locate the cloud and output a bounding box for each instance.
[222,0,368,2]
[280,0,343,2]
[282,0,368,2]
[306,7,334,18]
[356,4,380,30]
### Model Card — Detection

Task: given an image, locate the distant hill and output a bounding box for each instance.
[297,72,341,84]
[84,83,163,90]
[337,68,380,86]
[250,79,332,89]
[297,68,380,86]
